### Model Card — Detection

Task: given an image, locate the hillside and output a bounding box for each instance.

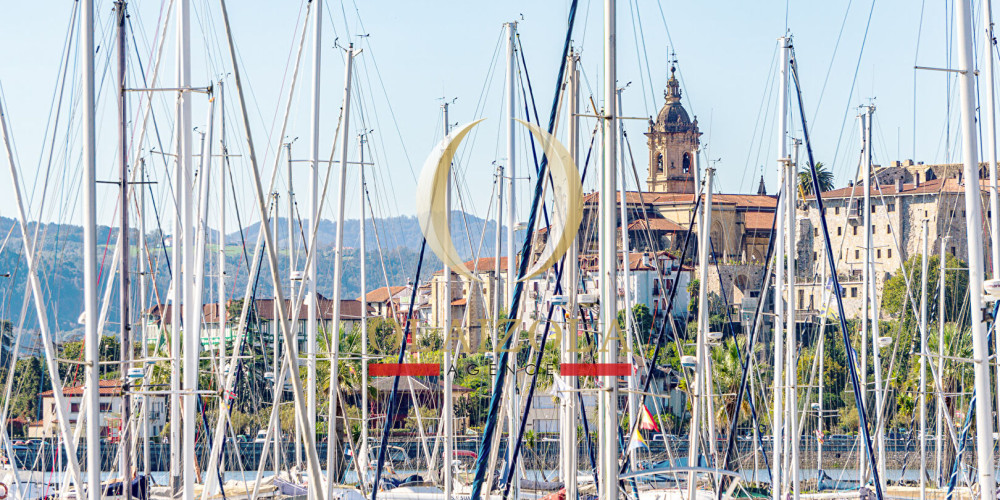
[0,212,507,339]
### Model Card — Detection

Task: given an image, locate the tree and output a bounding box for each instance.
[798,161,835,195]
[619,304,654,343]
[881,253,969,324]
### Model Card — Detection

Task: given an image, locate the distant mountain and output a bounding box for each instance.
[233,211,505,257]
[0,212,508,338]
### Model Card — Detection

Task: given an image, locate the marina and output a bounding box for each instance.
[1,1,999,499]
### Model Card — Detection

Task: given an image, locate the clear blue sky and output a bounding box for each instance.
[0,0,967,234]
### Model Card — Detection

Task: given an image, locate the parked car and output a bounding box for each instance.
[253,430,268,443]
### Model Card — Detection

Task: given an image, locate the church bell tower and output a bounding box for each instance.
[646,65,701,193]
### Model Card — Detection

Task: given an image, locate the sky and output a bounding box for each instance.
[0,0,971,237]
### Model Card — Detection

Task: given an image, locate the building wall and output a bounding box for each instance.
[40,393,167,440]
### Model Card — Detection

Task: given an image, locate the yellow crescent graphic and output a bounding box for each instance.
[515,119,583,281]
[416,119,485,283]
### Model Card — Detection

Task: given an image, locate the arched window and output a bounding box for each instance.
[682,153,691,173]
[656,154,663,173]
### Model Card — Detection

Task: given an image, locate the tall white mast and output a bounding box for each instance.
[82,0,100,495]
[983,0,1000,438]
[688,168,713,499]
[598,0,619,498]
[935,236,947,487]
[358,133,370,482]
[615,86,638,465]
[919,219,929,500]
[865,104,886,488]
[858,109,869,485]
[955,3,997,499]
[786,138,799,500]
[177,0,197,496]
[505,21,517,306]
[306,2,321,491]
[771,35,789,500]
[985,0,1000,281]
[441,101,454,500]
[503,21,520,500]
[217,81,227,412]
[327,43,357,493]
[560,47,580,500]
[139,156,150,477]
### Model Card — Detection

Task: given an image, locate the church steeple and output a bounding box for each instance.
[646,55,701,194]
[665,65,681,103]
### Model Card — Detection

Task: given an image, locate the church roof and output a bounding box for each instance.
[583,191,777,210]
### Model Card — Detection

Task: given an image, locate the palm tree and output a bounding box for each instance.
[798,161,835,195]
[709,338,754,431]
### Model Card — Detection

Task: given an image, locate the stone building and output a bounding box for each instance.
[427,257,507,351]
[795,171,988,320]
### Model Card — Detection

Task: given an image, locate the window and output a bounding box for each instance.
[682,153,691,173]
[814,228,818,237]
[871,205,876,213]
[71,403,79,413]
[835,206,840,215]
[951,246,956,255]
[853,226,858,236]
[809,294,815,310]
[925,210,929,217]
[877,249,882,258]
[99,402,112,412]
[887,225,891,234]
[888,203,895,212]
[813,251,817,261]
[851,287,858,298]
[887,248,892,259]
[837,227,842,236]
[871,224,876,234]
[798,289,805,309]
[656,154,663,173]
[855,249,860,259]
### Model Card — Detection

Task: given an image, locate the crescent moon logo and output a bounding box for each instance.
[416,119,583,283]
[416,119,486,283]
[514,119,583,281]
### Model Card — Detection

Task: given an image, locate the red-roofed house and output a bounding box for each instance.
[37,380,167,440]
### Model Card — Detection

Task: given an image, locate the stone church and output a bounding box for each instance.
[576,64,778,306]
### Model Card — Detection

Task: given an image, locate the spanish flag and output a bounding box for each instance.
[639,404,660,432]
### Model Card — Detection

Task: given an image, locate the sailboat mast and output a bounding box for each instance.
[217,80,227,428]
[359,132,370,480]
[285,138,303,469]
[327,42,356,492]
[787,137,799,500]
[503,21,520,500]
[441,102,454,500]
[307,2,321,485]
[615,86,639,466]
[772,35,789,500]
[505,21,516,307]
[140,157,150,477]
[81,0,100,494]
[983,0,1000,442]
[559,47,580,500]
[858,109,869,486]
[919,219,929,500]
[688,168,713,499]
[598,0,619,498]
[955,2,997,499]
[935,236,947,487]
[865,104,887,488]
[116,2,132,496]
